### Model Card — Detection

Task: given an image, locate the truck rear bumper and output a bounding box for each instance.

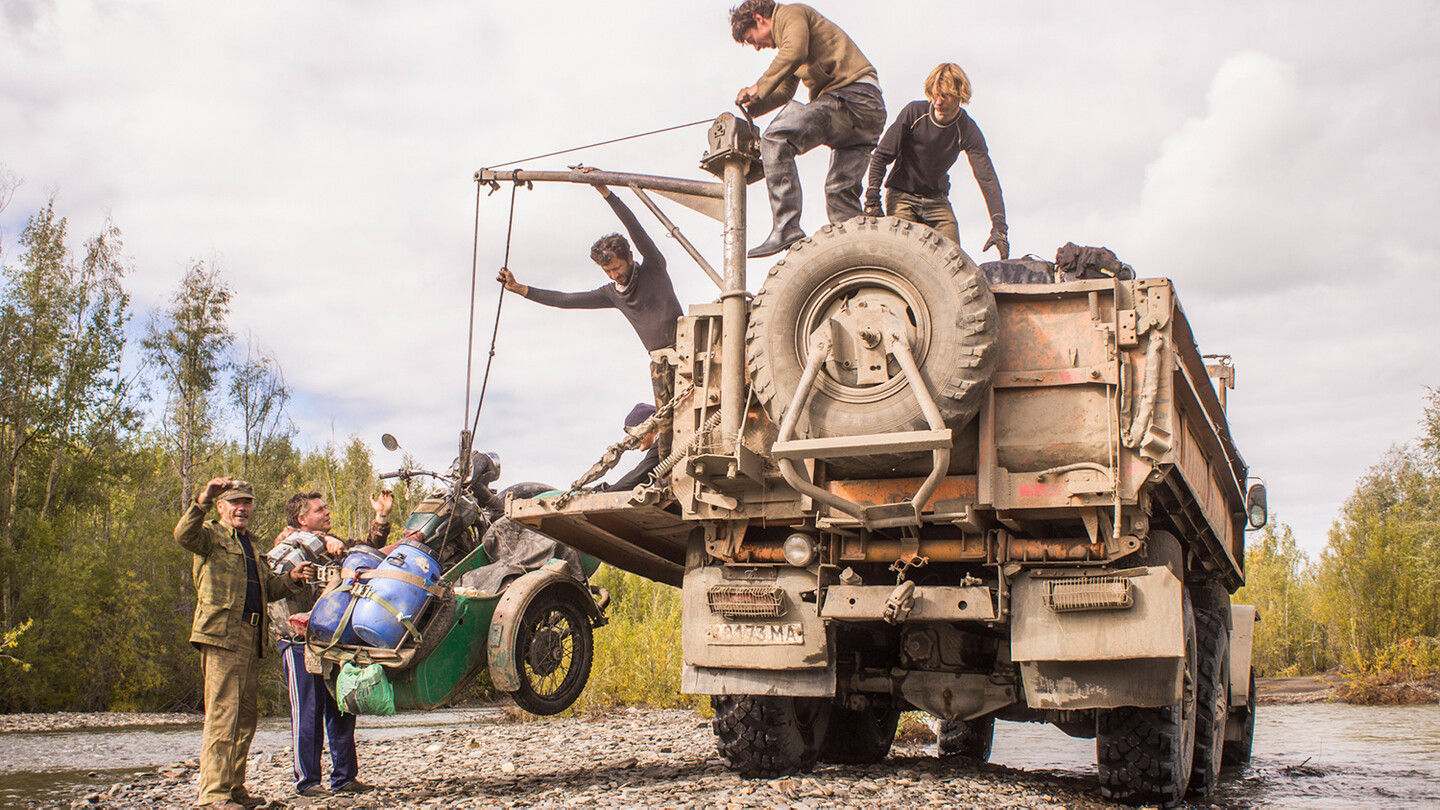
[682,663,836,697]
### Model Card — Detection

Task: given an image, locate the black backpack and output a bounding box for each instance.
[1054,242,1135,281]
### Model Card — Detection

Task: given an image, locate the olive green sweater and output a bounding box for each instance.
[750,3,878,117]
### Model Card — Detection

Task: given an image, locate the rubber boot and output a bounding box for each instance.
[748,156,805,259]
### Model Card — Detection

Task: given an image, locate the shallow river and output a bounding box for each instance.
[0,709,502,807]
[1,703,1437,808]
[988,703,1440,808]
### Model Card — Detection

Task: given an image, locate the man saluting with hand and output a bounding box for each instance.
[175,476,313,810]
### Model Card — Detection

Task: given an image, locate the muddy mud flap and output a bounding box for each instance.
[1227,604,1256,707]
[1010,566,1185,710]
[681,565,831,696]
[486,562,601,693]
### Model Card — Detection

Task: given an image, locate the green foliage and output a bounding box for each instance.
[1,618,31,670]
[1234,518,1331,675]
[1316,439,1440,671]
[568,566,705,713]
[1238,388,1440,679]
[141,259,233,506]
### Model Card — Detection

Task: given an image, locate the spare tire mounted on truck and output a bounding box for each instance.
[746,218,998,476]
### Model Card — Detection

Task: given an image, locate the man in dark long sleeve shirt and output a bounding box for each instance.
[497,184,683,459]
[865,63,1009,258]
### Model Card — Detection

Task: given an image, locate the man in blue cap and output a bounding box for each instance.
[606,403,661,492]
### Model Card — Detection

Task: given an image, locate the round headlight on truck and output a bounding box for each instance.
[783,533,816,567]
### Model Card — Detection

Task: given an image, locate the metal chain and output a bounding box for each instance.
[553,382,695,507]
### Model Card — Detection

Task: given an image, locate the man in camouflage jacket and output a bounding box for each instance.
[175,476,312,810]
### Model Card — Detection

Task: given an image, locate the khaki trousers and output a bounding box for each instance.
[886,190,961,247]
[197,626,261,805]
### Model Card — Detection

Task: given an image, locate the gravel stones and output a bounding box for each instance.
[61,708,1118,809]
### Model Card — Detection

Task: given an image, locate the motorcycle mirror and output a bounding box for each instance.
[381,433,400,452]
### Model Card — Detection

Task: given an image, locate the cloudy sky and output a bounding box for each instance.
[2,0,1437,556]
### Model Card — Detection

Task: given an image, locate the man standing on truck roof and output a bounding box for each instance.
[497,182,682,460]
[175,477,313,810]
[269,489,393,798]
[864,62,1009,259]
[730,0,886,258]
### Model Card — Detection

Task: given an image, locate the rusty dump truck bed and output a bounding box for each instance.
[510,277,1249,591]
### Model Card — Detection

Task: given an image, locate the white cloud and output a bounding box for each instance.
[2,0,1437,556]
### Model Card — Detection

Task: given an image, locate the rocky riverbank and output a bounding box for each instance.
[0,712,200,734]
[62,708,1118,809]
[1256,672,1440,705]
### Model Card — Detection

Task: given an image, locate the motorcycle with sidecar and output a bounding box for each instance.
[293,437,608,716]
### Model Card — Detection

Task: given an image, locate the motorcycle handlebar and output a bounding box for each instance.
[378,469,448,482]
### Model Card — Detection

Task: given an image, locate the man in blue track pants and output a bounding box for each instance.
[269,489,392,797]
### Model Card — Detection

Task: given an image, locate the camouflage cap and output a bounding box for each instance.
[217,480,255,502]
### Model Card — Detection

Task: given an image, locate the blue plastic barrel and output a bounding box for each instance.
[308,547,386,645]
[350,541,441,649]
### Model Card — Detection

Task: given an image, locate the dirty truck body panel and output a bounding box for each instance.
[512,277,1247,703]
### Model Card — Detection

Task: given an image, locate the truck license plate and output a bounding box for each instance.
[706,622,804,646]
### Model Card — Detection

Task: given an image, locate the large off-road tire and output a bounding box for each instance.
[818,697,901,764]
[1222,668,1256,768]
[937,715,995,761]
[509,585,594,716]
[745,217,999,476]
[711,695,831,777]
[1097,590,1198,808]
[1188,607,1230,799]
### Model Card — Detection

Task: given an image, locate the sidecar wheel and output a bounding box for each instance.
[510,585,594,715]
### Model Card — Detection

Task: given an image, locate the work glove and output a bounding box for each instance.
[983,228,1010,260]
[863,189,882,218]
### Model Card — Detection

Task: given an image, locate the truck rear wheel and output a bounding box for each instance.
[1222,669,1256,767]
[711,694,830,777]
[1188,608,1230,798]
[745,217,998,476]
[937,715,994,761]
[1096,590,1198,808]
[818,697,900,764]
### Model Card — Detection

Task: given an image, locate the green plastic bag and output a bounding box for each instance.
[336,662,395,716]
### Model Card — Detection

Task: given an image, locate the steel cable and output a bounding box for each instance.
[465,115,712,438]
[483,118,713,171]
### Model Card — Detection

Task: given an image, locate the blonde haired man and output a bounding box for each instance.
[865,63,1009,258]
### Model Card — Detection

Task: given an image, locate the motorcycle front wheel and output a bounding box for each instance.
[510,585,594,715]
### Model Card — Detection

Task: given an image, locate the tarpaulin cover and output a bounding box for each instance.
[456,517,588,595]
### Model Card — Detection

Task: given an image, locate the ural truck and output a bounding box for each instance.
[481,113,1265,807]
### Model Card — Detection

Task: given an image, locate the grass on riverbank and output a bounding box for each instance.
[568,566,708,715]
[1331,637,1440,705]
